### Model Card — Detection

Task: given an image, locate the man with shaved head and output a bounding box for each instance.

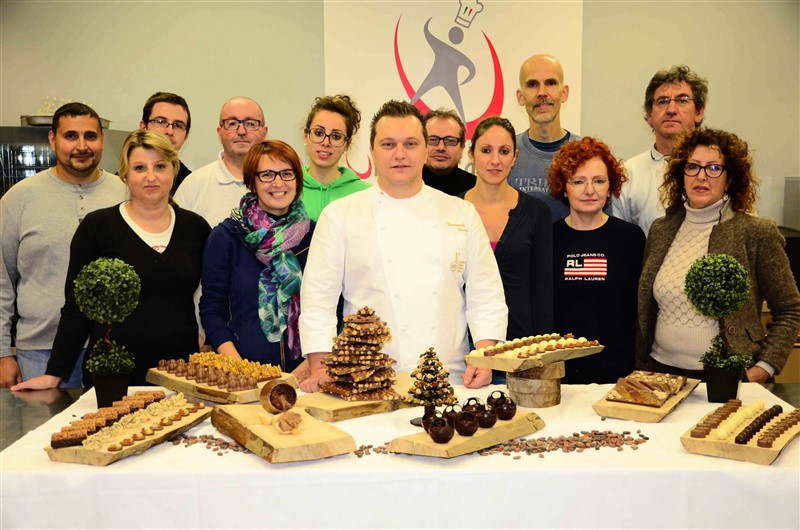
[507,54,580,220]
[174,97,268,226]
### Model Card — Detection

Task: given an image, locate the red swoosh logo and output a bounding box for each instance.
[346,151,373,180]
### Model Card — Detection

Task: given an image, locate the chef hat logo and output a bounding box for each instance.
[455,0,484,28]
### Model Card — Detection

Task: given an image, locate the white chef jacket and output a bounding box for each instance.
[299,184,507,377]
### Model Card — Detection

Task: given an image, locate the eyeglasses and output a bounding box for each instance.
[148,118,188,132]
[567,178,609,187]
[306,127,348,147]
[654,96,694,108]
[427,135,460,147]
[255,169,297,183]
[684,162,726,178]
[220,118,263,132]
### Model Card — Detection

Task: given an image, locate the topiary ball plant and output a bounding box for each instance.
[74,258,141,375]
[685,254,753,370]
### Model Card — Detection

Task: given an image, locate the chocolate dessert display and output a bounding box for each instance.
[45,391,212,466]
[592,371,701,423]
[146,353,295,404]
[405,346,458,427]
[680,399,800,465]
[319,307,400,402]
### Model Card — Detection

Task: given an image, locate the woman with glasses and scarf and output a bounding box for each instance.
[549,137,645,383]
[637,128,800,382]
[200,140,314,373]
[300,94,370,222]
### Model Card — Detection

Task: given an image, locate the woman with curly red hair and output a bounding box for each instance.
[549,137,645,383]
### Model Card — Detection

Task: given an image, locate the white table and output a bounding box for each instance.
[1,383,797,529]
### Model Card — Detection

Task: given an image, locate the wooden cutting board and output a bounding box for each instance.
[44,407,212,466]
[591,378,700,423]
[211,405,355,463]
[680,409,800,465]
[386,411,545,458]
[146,368,298,404]
[466,346,604,372]
[296,372,414,422]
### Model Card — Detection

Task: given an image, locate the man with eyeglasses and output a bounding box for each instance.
[613,65,708,235]
[174,97,267,226]
[421,108,475,196]
[140,92,192,193]
[507,54,581,221]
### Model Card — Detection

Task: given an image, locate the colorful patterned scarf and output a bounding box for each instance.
[232,192,310,360]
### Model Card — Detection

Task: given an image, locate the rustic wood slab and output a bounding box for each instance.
[466,346,604,372]
[296,372,414,422]
[680,409,800,465]
[146,368,298,404]
[211,405,355,463]
[44,407,212,466]
[386,411,545,458]
[592,378,700,423]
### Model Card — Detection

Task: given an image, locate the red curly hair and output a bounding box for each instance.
[549,136,626,206]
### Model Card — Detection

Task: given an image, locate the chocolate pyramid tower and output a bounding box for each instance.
[405,347,457,406]
[319,307,399,401]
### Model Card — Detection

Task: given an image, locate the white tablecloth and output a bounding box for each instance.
[1,383,797,529]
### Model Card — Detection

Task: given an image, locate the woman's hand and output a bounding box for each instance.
[462,365,492,388]
[215,341,242,361]
[746,365,770,384]
[11,374,62,391]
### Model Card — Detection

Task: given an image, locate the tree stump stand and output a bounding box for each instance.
[506,361,565,408]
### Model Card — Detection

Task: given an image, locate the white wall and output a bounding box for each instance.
[0,1,325,171]
[582,0,799,226]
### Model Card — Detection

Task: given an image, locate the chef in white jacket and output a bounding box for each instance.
[299,100,507,391]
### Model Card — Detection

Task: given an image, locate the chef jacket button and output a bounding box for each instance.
[727,325,736,334]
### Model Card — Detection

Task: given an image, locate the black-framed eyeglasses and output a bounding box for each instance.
[427,135,460,147]
[654,96,694,108]
[306,127,348,147]
[255,169,297,183]
[220,118,263,132]
[148,118,188,132]
[684,162,726,179]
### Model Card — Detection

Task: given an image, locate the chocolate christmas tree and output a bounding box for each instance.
[319,307,399,401]
[405,347,457,406]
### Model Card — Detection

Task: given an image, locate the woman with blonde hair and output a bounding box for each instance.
[13,130,211,389]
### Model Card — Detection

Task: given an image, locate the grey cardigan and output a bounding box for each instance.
[637,202,800,374]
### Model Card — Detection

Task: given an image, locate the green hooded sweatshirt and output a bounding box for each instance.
[301,166,371,221]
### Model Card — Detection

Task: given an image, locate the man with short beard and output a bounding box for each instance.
[612,65,708,235]
[0,103,126,387]
[421,108,475,196]
[507,54,580,221]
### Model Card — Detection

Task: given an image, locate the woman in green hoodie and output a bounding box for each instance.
[301,94,371,221]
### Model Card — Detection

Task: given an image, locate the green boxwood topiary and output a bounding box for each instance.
[685,254,750,319]
[74,258,141,375]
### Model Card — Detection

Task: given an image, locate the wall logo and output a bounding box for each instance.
[394,1,503,139]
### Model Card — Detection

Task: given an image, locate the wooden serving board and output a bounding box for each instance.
[680,409,800,465]
[296,372,414,422]
[387,411,545,458]
[146,368,298,404]
[211,405,355,463]
[44,407,212,466]
[465,346,604,372]
[592,378,701,423]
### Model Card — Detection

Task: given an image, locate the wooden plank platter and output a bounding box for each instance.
[592,378,701,423]
[211,405,355,463]
[386,411,545,459]
[466,346,604,372]
[680,407,800,465]
[45,405,212,466]
[146,368,298,404]
[296,372,414,422]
